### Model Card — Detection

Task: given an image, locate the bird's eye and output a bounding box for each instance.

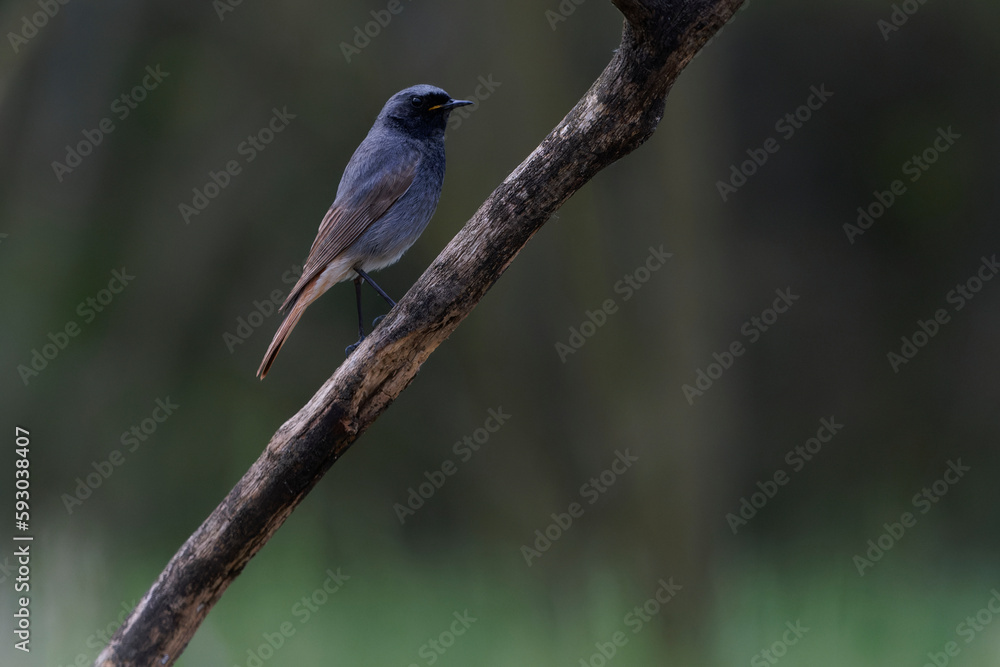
[410,96,423,108]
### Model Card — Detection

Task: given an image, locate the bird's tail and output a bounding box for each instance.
[257,258,353,379]
[257,293,310,379]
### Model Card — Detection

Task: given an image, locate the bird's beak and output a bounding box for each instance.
[428,99,474,112]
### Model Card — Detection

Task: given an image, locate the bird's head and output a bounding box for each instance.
[379,84,473,137]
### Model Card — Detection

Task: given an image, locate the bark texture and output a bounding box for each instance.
[96,1,744,664]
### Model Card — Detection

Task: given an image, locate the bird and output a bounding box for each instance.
[257,85,471,379]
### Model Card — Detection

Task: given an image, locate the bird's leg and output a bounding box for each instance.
[353,276,366,338]
[356,268,396,307]
[345,276,365,356]
[356,268,396,328]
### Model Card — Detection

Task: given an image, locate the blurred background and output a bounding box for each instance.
[2,0,999,664]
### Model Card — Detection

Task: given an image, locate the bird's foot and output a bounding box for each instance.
[345,337,364,356]
[372,314,387,328]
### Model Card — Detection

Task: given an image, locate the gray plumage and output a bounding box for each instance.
[258,85,470,378]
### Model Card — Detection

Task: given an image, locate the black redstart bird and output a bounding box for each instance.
[257,85,471,379]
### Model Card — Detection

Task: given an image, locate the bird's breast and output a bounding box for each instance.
[349,149,446,272]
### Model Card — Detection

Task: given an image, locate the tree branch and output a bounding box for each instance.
[95,1,744,664]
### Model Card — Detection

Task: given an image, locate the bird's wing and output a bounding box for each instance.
[282,147,420,310]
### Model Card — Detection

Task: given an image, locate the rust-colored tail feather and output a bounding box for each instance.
[257,296,309,379]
